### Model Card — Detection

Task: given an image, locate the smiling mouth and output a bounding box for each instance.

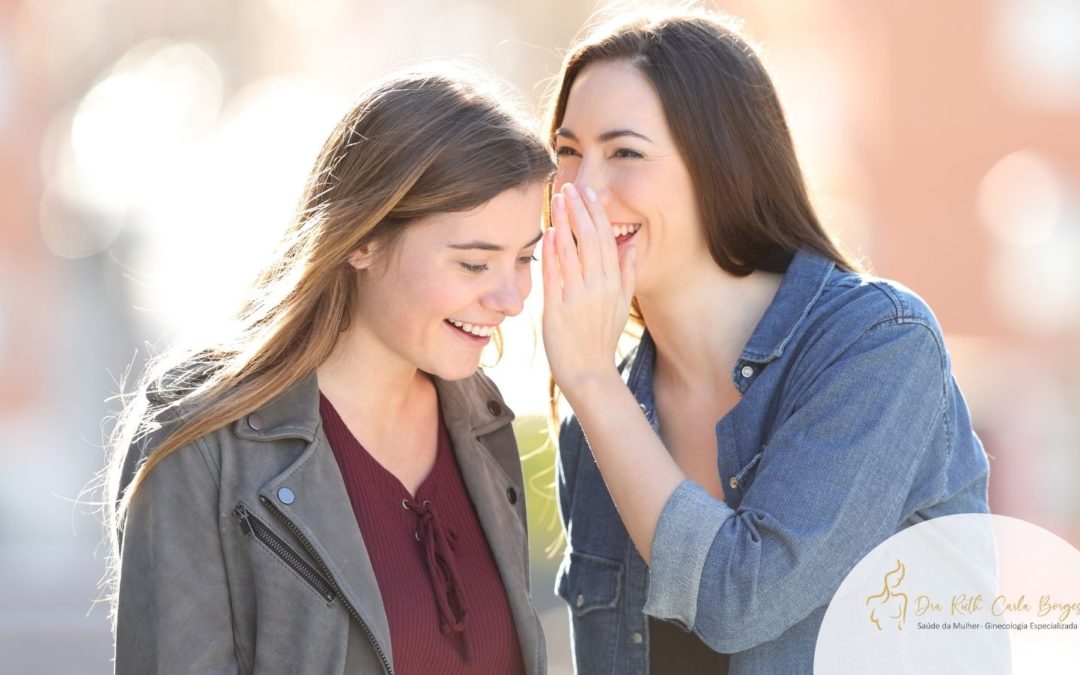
[445,319,496,342]
[613,222,641,245]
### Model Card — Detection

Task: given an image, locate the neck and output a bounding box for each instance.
[315,325,435,437]
[635,262,782,394]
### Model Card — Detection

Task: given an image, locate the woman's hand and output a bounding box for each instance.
[542,183,636,401]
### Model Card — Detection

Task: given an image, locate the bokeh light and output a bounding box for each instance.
[990,0,1080,110]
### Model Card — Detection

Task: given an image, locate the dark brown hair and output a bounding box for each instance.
[546,9,858,276]
[544,9,859,424]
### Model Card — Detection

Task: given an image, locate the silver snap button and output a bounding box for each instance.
[576,594,585,608]
[729,476,740,490]
[639,403,648,414]
[741,365,754,379]
[277,487,295,505]
[633,632,643,644]
[414,531,421,541]
[402,499,410,510]
[247,413,264,431]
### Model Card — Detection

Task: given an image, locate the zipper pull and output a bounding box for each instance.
[234,504,255,536]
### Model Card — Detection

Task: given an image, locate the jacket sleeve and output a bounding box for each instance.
[114,421,240,674]
[643,319,950,653]
[556,350,636,530]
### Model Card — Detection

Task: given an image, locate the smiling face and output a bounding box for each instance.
[348,183,544,381]
[553,60,708,296]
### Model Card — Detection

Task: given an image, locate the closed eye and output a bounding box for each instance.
[460,262,488,273]
[517,254,538,265]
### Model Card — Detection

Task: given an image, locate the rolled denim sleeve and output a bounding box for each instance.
[644,319,949,653]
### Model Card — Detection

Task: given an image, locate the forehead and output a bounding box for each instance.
[561,61,668,135]
[401,184,543,247]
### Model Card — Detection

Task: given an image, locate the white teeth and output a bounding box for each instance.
[614,223,641,239]
[449,320,494,337]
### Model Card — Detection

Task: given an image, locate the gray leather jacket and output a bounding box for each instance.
[114,370,545,674]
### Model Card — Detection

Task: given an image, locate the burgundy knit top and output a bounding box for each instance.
[319,393,525,675]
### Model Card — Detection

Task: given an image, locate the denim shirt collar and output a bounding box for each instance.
[627,249,836,401]
[740,249,835,363]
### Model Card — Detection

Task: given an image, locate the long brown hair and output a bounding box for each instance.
[104,65,552,612]
[544,8,859,420]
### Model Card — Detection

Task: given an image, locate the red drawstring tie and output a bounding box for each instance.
[404,498,469,659]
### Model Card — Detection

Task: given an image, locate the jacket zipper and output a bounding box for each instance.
[234,504,336,602]
[256,495,395,675]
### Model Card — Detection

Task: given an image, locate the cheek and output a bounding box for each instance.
[518,268,533,299]
[608,170,653,208]
[424,279,470,317]
[389,260,460,317]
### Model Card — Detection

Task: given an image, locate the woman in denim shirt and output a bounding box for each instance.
[540,10,991,675]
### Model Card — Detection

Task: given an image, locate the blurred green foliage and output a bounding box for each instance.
[514,414,565,574]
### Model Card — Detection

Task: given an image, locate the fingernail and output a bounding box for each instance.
[552,193,564,209]
[583,187,598,202]
[563,184,579,199]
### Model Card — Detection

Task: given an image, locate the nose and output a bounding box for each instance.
[554,154,605,195]
[482,268,529,318]
[572,157,605,195]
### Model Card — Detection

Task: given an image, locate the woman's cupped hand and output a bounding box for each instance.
[541,183,636,402]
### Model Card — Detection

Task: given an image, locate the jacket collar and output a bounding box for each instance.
[233,370,515,442]
[739,248,835,364]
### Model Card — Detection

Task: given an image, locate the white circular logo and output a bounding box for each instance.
[816,514,1080,673]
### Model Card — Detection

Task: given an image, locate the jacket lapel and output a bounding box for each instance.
[435,376,543,675]
[247,373,394,667]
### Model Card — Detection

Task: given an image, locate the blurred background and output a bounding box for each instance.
[1,0,1078,672]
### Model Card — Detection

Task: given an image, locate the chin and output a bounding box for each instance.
[425,360,481,382]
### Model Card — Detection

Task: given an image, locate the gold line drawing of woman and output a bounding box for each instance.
[866,559,909,631]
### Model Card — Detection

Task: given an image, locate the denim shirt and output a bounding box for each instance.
[554,249,990,675]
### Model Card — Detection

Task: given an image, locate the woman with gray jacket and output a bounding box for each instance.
[104,66,551,675]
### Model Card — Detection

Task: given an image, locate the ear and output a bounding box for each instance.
[347,241,380,270]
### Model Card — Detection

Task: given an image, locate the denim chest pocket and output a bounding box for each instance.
[555,550,624,616]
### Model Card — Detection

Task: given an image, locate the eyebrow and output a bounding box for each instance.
[555,127,654,144]
[447,230,544,252]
